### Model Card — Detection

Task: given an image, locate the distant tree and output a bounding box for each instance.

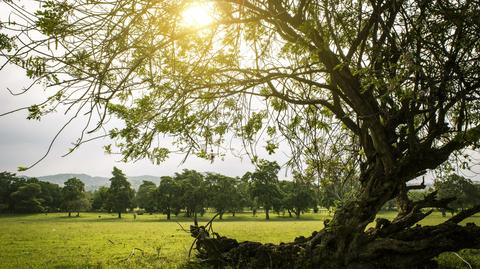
[1,173,62,213]
[230,177,249,217]
[157,176,181,220]
[381,199,397,211]
[206,173,237,219]
[279,181,294,217]
[61,177,89,217]
[317,172,359,212]
[239,173,258,216]
[136,180,157,213]
[107,167,134,218]
[407,190,430,203]
[92,186,110,211]
[27,178,62,212]
[10,183,44,213]
[0,172,25,213]
[308,149,360,212]
[435,174,480,216]
[250,197,259,217]
[380,189,427,211]
[246,160,282,220]
[176,170,207,219]
[271,184,286,216]
[129,189,137,212]
[280,174,316,219]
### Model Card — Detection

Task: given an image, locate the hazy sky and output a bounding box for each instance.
[0,1,292,179]
[0,64,290,178]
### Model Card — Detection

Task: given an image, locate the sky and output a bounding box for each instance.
[0,66,290,178]
[0,0,293,179]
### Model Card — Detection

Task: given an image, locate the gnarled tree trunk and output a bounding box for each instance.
[191,161,480,268]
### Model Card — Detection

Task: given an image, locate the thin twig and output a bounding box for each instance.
[176,222,189,233]
[453,252,472,269]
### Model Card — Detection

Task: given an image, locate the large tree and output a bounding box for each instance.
[1,173,62,213]
[2,0,480,267]
[61,177,89,217]
[135,180,157,213]
[157,176,181,220]
[107,167,134,219]
[280,174,316,219]
[434,173,480,214]
[0,172,25,213]
[245,160,282,220]
[35,179,62,212]
[91,186,110,211]
[205,172,237,219]
[175,169,208,219]
[10,183,44,213]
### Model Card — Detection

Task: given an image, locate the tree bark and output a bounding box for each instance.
[118,211,121,219]
[265,208,270,220]
[166,210,171,220]
[287,209,292,217]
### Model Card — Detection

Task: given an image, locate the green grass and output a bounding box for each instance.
[0,211,479,269]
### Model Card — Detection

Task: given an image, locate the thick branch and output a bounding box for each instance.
[266,81,361,135]
[398,124,480,181]
[446,205,480,224]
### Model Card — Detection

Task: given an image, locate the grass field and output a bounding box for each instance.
[0,211,479,269]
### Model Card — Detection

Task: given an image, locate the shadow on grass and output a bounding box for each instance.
[74,214,329,223]
[0,211,334,223]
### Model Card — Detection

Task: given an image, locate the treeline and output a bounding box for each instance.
[0,161,320,219]
[2,161,479,219]
[0,167,134,217]
[94,161,318,220]
[0,171,63,213]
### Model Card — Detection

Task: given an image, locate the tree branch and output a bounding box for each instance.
[446,205,480,224]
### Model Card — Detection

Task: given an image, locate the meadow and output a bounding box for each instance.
[0,211,479,269]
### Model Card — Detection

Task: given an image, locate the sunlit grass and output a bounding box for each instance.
[0,211,478,268]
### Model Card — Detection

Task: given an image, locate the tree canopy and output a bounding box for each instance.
[245,160,282,220]
[10,182,44,213]
[135,180,157,213]
[0,172,63,213]
[156,176,181,220]
[92,186,110,211]
[107,167,134,218]
[61,177,89,216]
[2,0,480,268]
[435,173,480,212]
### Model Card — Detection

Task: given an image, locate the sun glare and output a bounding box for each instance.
[181,3,214,27]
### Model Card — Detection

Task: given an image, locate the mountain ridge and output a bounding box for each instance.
[24,173,161,191]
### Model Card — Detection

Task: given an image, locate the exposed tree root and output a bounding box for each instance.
[190,210,480,269]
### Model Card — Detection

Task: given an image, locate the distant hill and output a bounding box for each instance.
[34,173,160,191]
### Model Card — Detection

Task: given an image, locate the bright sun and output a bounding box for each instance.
[181,3,214,27]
